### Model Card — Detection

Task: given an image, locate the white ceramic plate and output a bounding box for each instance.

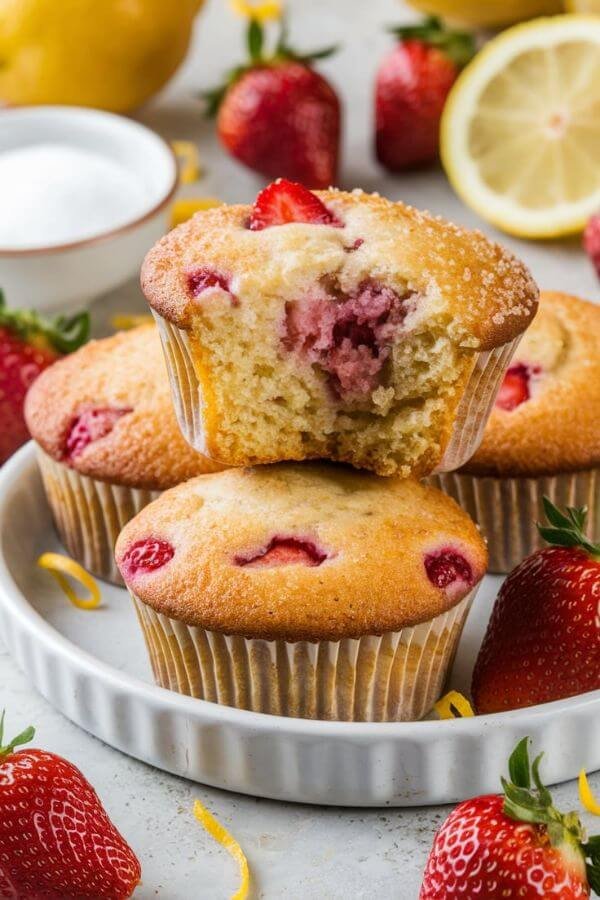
[1,444,599,807]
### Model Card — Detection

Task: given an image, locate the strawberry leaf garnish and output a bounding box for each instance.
[587,863,600,896]
[248,18,264,62]
[202,16,338,116]
[0,710,35,758]
[388,15,475,69]
[501,737,600,894]
[537,497,600,559]
[508,736,531,789]
[0,289,90,354]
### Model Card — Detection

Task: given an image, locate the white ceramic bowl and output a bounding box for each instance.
[0,106,177,313]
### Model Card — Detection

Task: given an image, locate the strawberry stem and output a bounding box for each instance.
[0,710,35,757]
[537,497,600,559]
[0,289,90,354]
[388,16,475,69]
[202,16,337,117]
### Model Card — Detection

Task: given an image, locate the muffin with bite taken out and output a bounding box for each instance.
[141,178,538,478]
[25,325,224,584]
[430,291,600,572]
[116,463,487,722]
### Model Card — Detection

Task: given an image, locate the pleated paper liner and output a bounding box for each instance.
[131,588,478,722]
[37,449,160,585]
[153,311,520,475]
[429,469,599,574]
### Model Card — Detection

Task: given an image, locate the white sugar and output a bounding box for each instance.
[0,143,148,250]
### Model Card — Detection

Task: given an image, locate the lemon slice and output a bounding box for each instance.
[441,16,600,238]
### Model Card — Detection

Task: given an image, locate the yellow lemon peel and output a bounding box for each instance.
[37,553,102,611]
[193,800,250,899]
[229,0,282,22]
[434,691,475,720]
[110,314,154,331]
[579,769,600,816]
[170,197,223,228]
[171,140,202,185]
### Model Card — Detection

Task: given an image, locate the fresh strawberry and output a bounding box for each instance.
[0,291,89,465]
[375,16,474,171]
[421,737,600,899]
[584,213,600,279]
[205,19,340,189]
[248,178,340,230]
[0,712,140,898]
[472,498,600,715]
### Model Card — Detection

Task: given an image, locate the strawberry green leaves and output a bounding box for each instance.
[538,497,600,559]
[388,16,475,70]
[0,289,89,354]
[0,710,35,758]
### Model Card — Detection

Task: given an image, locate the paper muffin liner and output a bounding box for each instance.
[37,450,160,585]
[429,468,599,574]
[434,337,521,473]
[153,312,520,473]
[130,588,477,722]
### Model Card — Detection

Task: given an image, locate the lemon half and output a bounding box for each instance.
[406,0,563,28]
[441,15,600,238]
[566,0,600,10]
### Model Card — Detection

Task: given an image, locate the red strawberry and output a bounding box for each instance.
[205,19,340,189]
[495,362,541,412]
[235,535,328,568]
[472,498,600,715]
[0,291,89,465]
[584,213,600,279]
[0,713,140,898]
[375,16,474,171]
[248,178,340,230]
[421,738,600,899]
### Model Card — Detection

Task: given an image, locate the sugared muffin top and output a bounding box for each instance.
[142,185,538,351]
[463,291,600,477]
[25,325,224,490]
[116,463,488,642]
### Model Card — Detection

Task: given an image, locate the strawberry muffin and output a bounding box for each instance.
[116,463,487,722]
[25,325,223,584]
[431,291,600,572]
[142,179,538,478]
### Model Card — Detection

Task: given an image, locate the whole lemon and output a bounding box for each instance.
[405,0,563,27]
[0,0,203,112]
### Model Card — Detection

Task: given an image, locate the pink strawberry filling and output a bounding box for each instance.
[186,267,236,303]
[283,281,413,398]
[345,238,365,252]
[495,363,541,412]
[121,538,175,576]
[64,407,132,461]
[424,548,473,591]
[235,536,328,568]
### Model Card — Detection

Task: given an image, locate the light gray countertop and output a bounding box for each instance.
[2,0,599,897]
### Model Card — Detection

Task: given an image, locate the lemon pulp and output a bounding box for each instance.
[441,16,600,237]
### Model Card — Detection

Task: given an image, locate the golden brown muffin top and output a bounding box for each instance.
[116,463,488,642]
[463,291,600,477]
[141,188,538,351]
[24,325,224,490]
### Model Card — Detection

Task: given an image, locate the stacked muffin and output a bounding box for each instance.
[31,180,542,722]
